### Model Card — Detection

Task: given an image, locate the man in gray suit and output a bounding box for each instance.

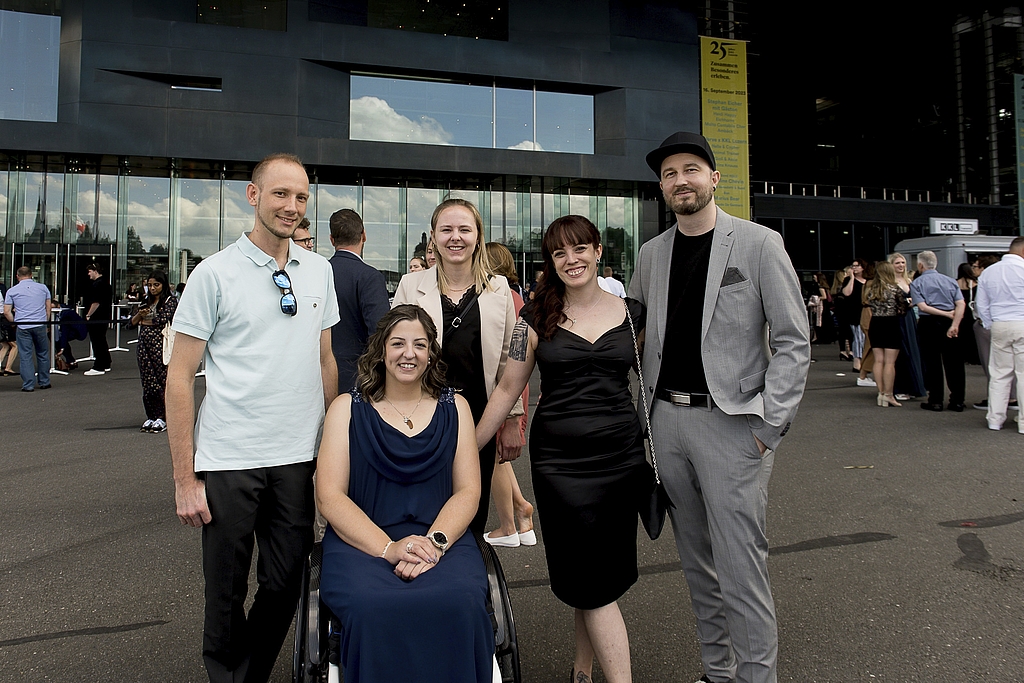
[628,132,810,683]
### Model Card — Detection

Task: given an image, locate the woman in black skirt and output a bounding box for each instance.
[864,260,904,407]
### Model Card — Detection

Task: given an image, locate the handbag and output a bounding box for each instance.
[162,324,175,365]
[624,299,675,540]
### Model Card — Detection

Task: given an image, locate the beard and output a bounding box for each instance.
[256,200,298,239]
[665,183,715,216]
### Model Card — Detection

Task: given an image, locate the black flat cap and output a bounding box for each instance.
[645,131,717,175]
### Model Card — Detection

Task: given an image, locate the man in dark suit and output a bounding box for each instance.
[328,209,390,392]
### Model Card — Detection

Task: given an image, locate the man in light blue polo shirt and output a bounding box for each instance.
[167,153,340,683]
[3,266,52,392]
[911,249,966,411]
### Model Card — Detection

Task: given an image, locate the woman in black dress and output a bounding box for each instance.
[477,215,647,683]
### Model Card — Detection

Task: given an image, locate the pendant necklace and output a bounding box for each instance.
[383,392,424,430]
[565,295,601,327]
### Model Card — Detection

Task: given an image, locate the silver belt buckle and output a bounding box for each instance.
[669,391,691,406]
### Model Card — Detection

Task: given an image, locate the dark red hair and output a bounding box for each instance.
[527,215,602,341]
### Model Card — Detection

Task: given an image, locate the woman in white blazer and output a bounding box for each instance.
[393,198,523,532]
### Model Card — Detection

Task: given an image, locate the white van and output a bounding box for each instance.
[892,235,1014,278]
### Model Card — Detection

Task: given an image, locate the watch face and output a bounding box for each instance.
[431,531,448,548]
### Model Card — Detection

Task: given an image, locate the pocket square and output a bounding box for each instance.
[721,267,747,287]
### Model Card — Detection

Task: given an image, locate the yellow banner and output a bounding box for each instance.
[700,36,750,220]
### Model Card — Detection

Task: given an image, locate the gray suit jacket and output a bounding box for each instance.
[627,207,810,450]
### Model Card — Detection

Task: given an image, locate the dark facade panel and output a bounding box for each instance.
[753,194,1016,231]
[0,0,700,183]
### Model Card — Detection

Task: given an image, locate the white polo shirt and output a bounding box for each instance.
[173,233,341,471]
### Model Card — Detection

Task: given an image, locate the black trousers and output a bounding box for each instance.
[201,461,315,683]
[917,315,965,405]
[87,321,111,370]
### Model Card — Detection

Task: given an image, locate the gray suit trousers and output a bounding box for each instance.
[652,400,777,683]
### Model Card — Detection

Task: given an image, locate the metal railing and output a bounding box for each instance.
[755,181,980,205]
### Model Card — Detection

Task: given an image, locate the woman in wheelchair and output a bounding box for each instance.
[315,304,495,682]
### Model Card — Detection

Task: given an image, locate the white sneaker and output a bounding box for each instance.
[150,419,167,433]
[987,421,1003,431]
[141,420,154,432]
[84,369,105,376]
[856,377,877,387]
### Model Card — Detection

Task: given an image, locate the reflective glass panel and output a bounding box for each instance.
[854,224,886,265]
[569,193,593,221]
[495,88,534,150]
[0,10,59,122]
[535,92,594,154]
[819,221,853,273]
[221,180,251,248]
[71,173,117,245]
[315,184,360,259]
[362,186,402,291]
[351,76,492,148]
[407,188,441,271]
[20,172,44,242]
[44,170,62,241]
[782,219,819,272]
[126,177,170,255]
[364,0,508,41]
[197,0,286,31]
[0,168,7,242]
[178,179,221,262]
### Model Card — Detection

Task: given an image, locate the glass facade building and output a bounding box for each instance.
[0,154,649,302]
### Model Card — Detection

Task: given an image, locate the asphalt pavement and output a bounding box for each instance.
[1,337,1022,682]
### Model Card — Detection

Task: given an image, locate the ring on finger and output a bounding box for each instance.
[406,541,414,553]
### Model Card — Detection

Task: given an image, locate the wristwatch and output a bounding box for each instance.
[429,530,449,553]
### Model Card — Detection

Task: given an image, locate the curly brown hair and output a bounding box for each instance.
[527,215,602,341]
[356,305,448,402]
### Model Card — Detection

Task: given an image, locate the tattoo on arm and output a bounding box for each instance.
[508,319,529,362]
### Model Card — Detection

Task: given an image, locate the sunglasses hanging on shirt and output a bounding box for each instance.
[273,269,297,316]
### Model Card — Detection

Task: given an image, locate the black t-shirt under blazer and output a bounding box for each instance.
[656,228,715,395]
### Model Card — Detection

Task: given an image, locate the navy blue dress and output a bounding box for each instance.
[319,388,494,683]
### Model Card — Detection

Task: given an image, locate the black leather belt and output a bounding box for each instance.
[656,389,714,409]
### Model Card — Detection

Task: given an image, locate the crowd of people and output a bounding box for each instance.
[806,247,1023,426]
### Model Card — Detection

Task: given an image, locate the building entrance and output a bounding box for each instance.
[9,243,116,306]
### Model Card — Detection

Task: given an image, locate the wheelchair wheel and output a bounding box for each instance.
[474,533,522,683]
[292,542,329,683]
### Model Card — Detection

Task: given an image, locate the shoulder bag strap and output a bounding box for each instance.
[625,299,661,485]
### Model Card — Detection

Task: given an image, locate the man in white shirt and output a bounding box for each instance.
[597,266,626,298]
[167,153,340,683]
[976,237,1024,432]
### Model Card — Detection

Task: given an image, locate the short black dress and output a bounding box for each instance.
[522,298,649,609]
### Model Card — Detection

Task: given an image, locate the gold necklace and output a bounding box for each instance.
[382,392,425,430]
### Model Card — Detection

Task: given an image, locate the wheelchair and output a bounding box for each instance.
[292,532,522,683]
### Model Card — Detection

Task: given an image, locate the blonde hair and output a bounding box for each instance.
[485,242,518,283]
[864,261,898,303]
[430,198,493,295]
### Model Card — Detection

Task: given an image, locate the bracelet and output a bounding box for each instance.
[381,540,393,558]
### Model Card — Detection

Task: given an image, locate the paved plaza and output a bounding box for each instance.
[1,336,1022,682]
